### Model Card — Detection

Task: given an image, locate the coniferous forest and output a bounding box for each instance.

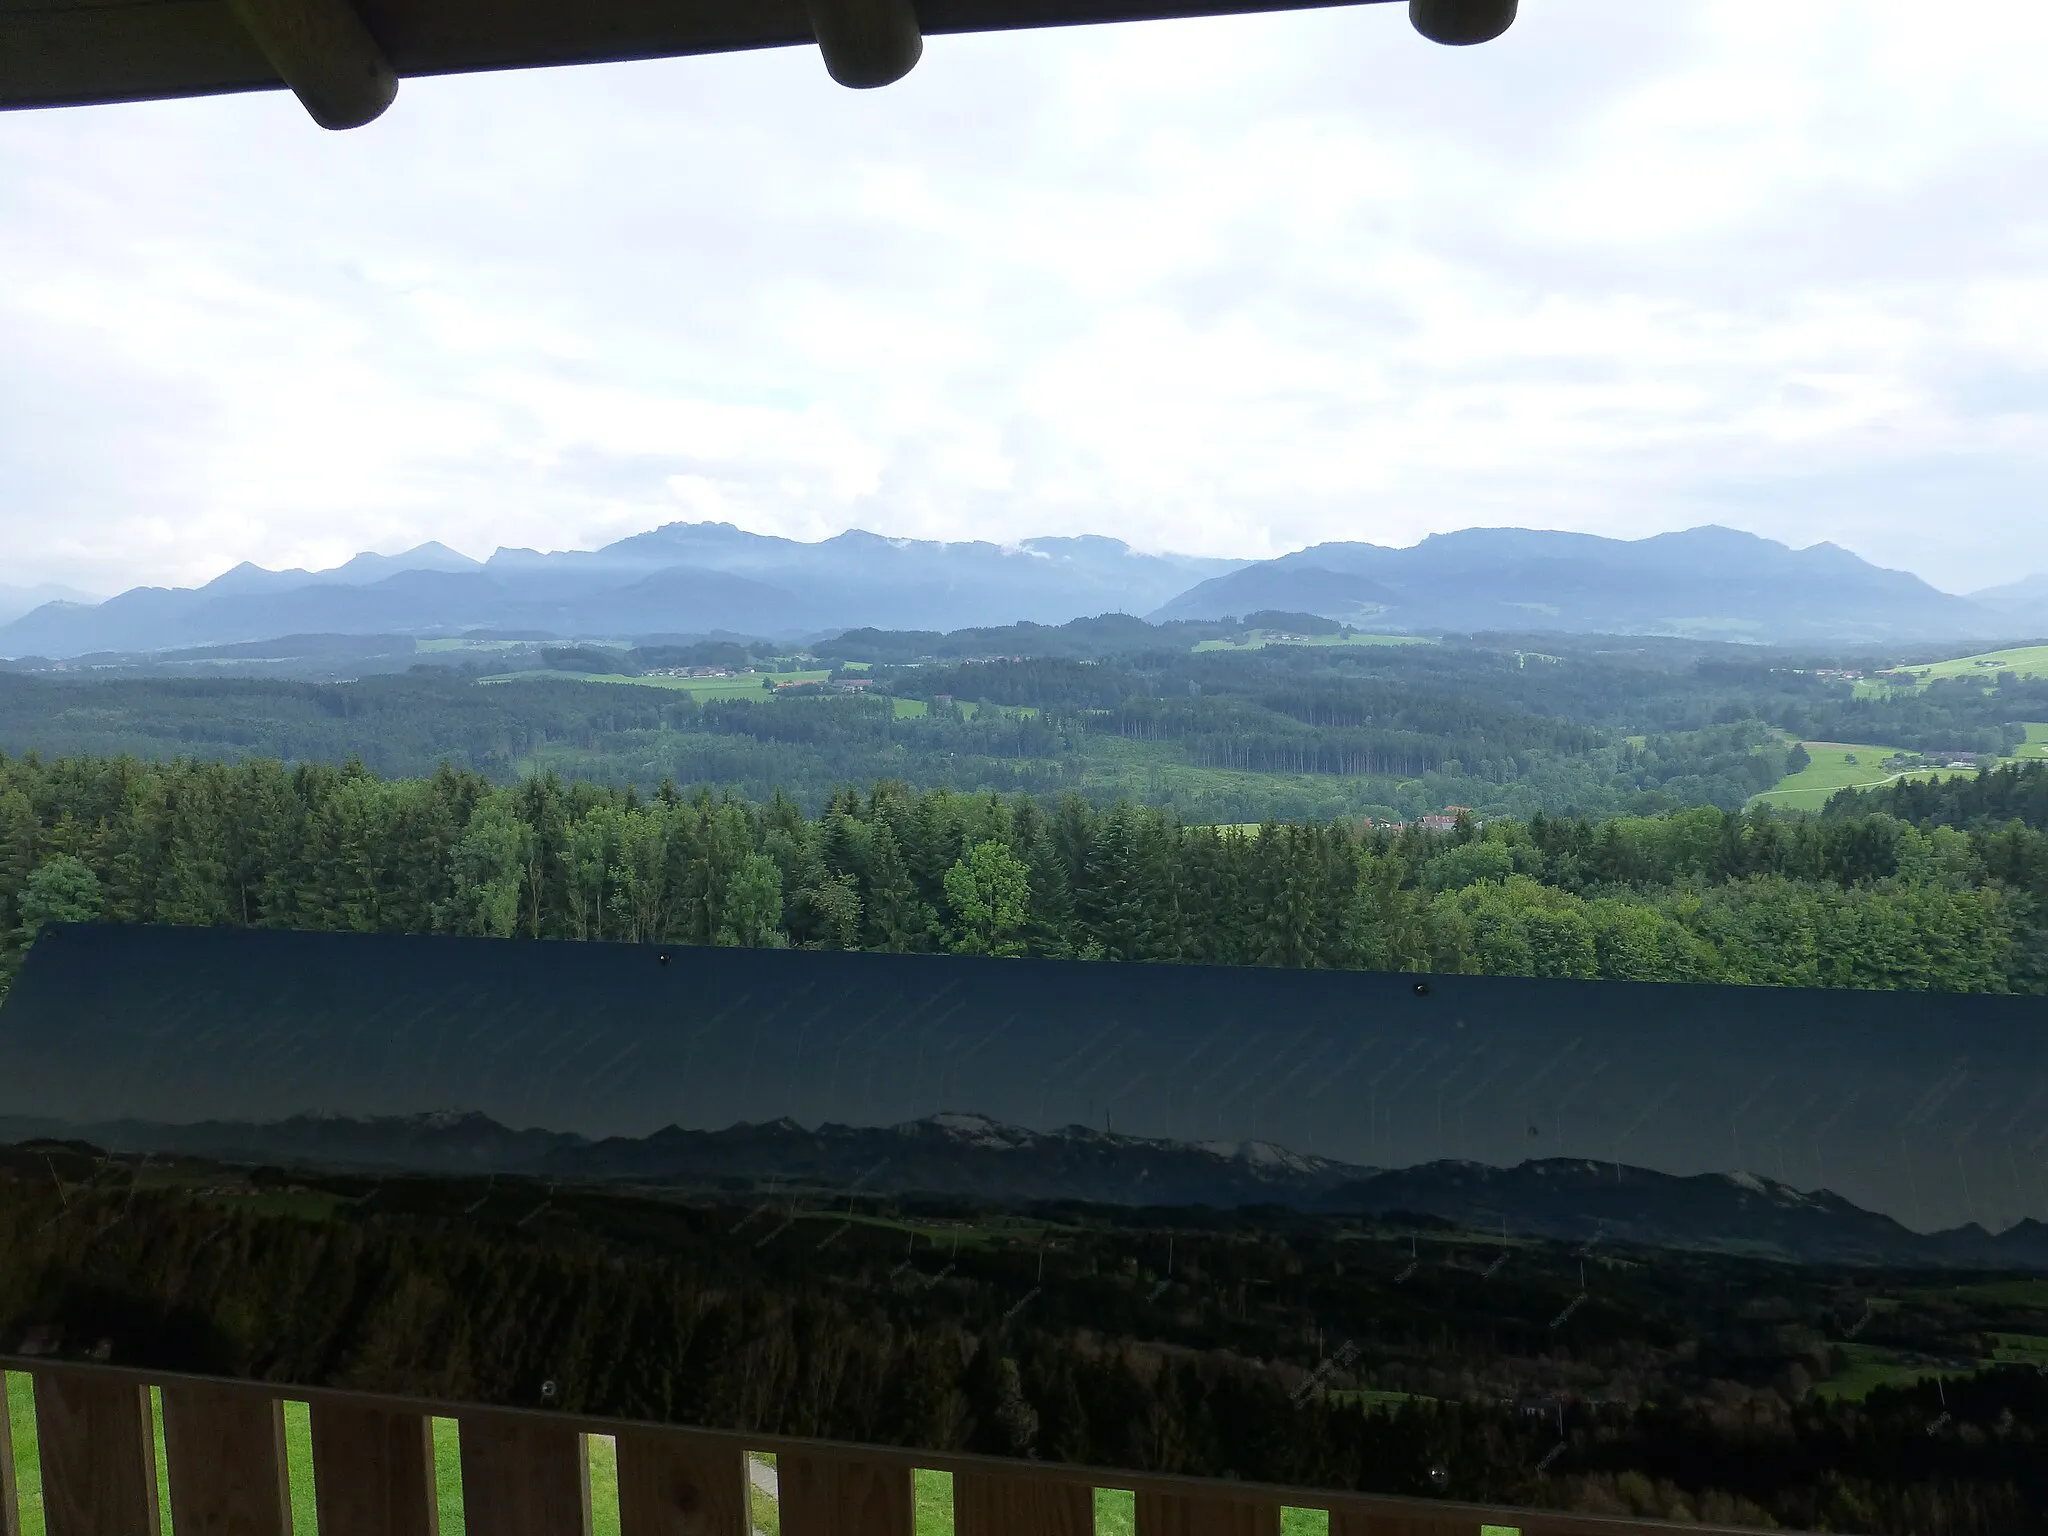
[3,749,2045,997]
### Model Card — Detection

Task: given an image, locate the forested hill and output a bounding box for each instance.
[4,632,2044,824]
[4,753,2041,998]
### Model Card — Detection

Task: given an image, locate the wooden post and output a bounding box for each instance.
[1330,1515,1486,1536]
[614,1430,748,1536]
[457,1415,591,1536]
[776,1451,913,1536]
[159,1383,291,1536]
[954,1470,1093,1536]
[309,1403,439,1536]
[1134,1490,1281,1536]
[28,1370,161,1536]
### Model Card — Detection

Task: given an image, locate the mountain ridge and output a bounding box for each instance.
[6,522,2034,658]
[12,1107,2046,1269]
[1151,525,2003,643]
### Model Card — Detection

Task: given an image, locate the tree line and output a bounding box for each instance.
[4,751,2043,996]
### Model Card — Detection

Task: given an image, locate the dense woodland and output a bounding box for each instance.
[3,627,2042,823]
[4,750,2045,996]
[5,1144,2046,1534]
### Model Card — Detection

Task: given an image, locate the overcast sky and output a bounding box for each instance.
[4,0,2047,597]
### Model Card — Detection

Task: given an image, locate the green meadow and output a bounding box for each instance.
[482,670,831,699]
[1895,644,2048,686]
[1749,741,1968,811]
[1193,631,1437,653]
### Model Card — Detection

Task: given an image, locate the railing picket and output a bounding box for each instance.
[1330,1515,1484,1536]
[954,1470,1092,1536]
[28,1371,161,1536]
[776,1451,912,1536]
[614,1431,747,1536]
[1134,1490,1281,1536]
[309,1403,439,1536]
[158,1383,291,1536]
[457,1415,592,1536]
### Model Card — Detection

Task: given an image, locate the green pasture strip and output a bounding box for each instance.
[151,1387,172,1535]
[282,1401,318,1534]
[1749,741,1966,811]
[479,670,829,698]
[7,1372,42,1536]
[434,1417,465,1536]
[590,1434,621,1536]
[1897,644,2048,685]
[752,1451,780,1536]
[915,1468,953,1534]
[1811,1343,1986,1402]
[1193,632,1435,653]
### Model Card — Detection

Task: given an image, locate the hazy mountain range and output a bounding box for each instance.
[12,1108,2047,1269]
[0,583,101,629]
[4,522,2043,658]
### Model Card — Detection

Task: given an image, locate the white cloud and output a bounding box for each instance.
[3,0,2048,595]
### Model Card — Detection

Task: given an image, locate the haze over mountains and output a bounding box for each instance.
[5,522,2043,658]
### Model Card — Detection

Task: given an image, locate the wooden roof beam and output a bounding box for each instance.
[808,0,923,86]
[225,0,396,127]
[1409,0,1515,45]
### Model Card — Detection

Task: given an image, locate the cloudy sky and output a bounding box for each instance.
[4,0,2047,597]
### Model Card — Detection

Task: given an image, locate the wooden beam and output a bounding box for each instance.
[2,0,1405,118]
[28,1372,161,1536]
[1407,0,1514,44]
[309,1402,440,1536]
[804,0,921,87]
[158,1383,292,1536]
[224,0,396,126]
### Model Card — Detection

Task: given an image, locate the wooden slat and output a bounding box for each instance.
[159,1382,291,1536]
[309,1402,439,1536]
[28,1372,161,1536]
[954,1469,1093,1536]
[776,1450,913,1536]
[0,1372,19,1536]
[1331,1515,1486,1536]
[614,1430,748,1536]
[457,1415,591,1536]
[1135,1490,1282,1536]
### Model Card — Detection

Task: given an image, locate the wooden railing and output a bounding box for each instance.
[0,1359,1772,1536]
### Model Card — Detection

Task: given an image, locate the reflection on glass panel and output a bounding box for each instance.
[2,923,2046,1529]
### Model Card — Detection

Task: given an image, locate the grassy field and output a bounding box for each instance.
[482,670,830,699]
[1,1374,1486,1536]
[1192,631,1435,654]
[416,638,530,654]
[1808,1344,1986,1403]
[1894,644,2048,686]
[1749,741,1967,812]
